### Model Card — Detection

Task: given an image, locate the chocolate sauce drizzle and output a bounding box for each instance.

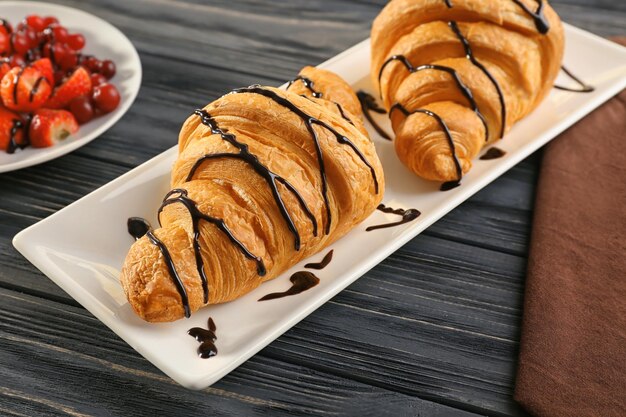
[258,271,320,301]
[390,103,463,191]
[366,204,421,232]
[511,0,549,34]
[191,109,317,250]
[379,55,489,141]
[146,229,191,318]
[127,217,151,240]
[357,91,392,140]
[335,102,355,126]
[158,188,266,304]
[448,21,507,139]
[287,76,322,98]
[554,66,595,93]
[480,147,506,160]
[232,86,380,231]
[304,250,333,270]
[29,76,47,102]
[12,66,25,105]
[6,119,25,154]
[188,317,217,359]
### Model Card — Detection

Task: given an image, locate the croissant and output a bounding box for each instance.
[120,67,384,322]
[371,0,564,186]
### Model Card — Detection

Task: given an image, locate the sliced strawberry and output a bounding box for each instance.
[0,107,25,153]
[45,66,91,109]
[1,66,52,112]
[29,109,78,148]
[31,58,54,86]
[0,61,11,79]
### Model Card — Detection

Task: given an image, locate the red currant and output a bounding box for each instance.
[0,33,8,55]
[42,16,59,27]
[100,60,116,79]
[86,57,102,73]
[12,33,30,55]
[51,25,69,43]
[69,96,95,124]
[92,83,120,114]
[90,73,107,86]
[66,34,85,51]
[9,55,25,67]
[54,70,65,85]
[25,14,46,32]
[59,50,78,71]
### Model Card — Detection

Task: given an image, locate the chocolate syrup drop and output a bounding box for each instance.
[188,317,217,359]
[258,271,320,301]
[304,250,333,270]
[480,147,506,160]
[127,217,151,240]
[366,204,421,231]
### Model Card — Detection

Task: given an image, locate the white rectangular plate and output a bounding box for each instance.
[13,24,626,389]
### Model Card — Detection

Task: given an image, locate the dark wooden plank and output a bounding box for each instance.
[0,288,477,417]
[0,0,620,416]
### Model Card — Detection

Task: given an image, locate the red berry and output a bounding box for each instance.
[51,25,69,43]
[86,57,102,73]
[12,33,30,54]
[92,83,120,114]
[0,33,8,55]
[90,73,106,86]
[100,60,116,79]
[0,66,52,112]
[29,109,79,148]
[46,66,92,109]
[59,50,78,71]
[9,55,25,68]
[31,58,54,86]
[69,96,94,124]
[66,34,85,51]
[53,70,65,85]
[0,21,12,37]
[43,16,59,27]
[26,15,46,32]
[22,26,38,48]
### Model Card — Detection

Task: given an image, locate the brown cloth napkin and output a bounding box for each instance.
[514,38,626,417]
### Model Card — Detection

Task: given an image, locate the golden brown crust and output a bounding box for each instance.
[120,71,384,322]
[286,66,369,137]
[372,0,564,182]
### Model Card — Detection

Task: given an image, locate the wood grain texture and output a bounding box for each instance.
[0,0,621,416]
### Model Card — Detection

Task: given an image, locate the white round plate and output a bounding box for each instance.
[0,1,141,173]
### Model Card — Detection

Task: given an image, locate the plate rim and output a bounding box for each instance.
[0,0,142,173]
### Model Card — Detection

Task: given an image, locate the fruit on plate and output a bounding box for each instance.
[0,14,122,153]
[0,107,25,152]
[1,65,52,112]
[45,66,91,109]
[29,109,78,148]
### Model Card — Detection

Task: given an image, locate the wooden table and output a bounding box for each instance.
[1,1,622,416]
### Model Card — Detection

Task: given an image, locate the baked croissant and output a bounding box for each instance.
[120,67,384,322]
[371,0,564,186]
